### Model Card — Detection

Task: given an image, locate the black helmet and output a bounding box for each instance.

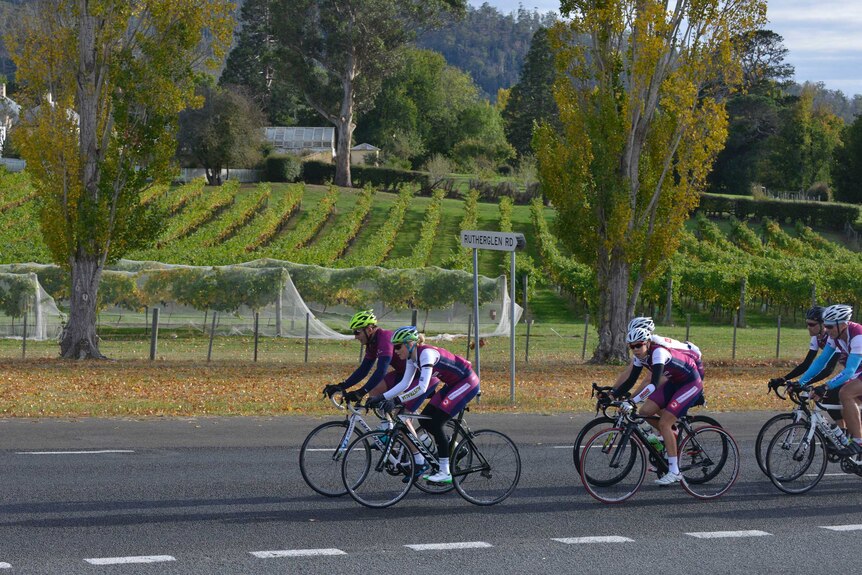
[806,306,824,323]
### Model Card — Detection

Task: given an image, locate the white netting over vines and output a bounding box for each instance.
[0,272,65,340]
[237,259,522,338]
[0,259,522,339]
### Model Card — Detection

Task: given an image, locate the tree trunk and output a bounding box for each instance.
[334,116,353,187]
[60,255,105,359]
[591,247,629,363]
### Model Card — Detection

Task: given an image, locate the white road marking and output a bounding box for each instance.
[553,536,634,544]
[17,450,135,455]
[553,445,574,449]
[0,562,10,568]
[304,448,343,452]
[686,530,771,539]
[405,542,493,551]
[250,549,346,558]
[84,556,175,565]
[820,524,862,531]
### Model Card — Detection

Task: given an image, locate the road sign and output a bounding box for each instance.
[460,231,525,252]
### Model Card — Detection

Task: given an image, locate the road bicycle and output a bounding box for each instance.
[574,383,722,475]
[340,402,521,508]
[579,400,739,503]
[764,383,862,494]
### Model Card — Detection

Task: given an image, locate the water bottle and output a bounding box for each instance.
[418,431,434,451]
[645,431,665,453]
[830,424,851,447]
[377,420,393,432]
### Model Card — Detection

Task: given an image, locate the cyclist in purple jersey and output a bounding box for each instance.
[367,326,480,485]
[798,305,862,456]
[768,306,843,423]
[616,326,704,486]
[322,310,410,402]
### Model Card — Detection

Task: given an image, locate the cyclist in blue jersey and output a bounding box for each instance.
[769,306,844,425]
[797,304,862,456]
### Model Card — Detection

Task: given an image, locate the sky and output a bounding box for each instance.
[469,0,862,98]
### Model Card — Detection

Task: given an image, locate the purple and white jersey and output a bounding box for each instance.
[809,330,831,352]
[826,321,862,364]
[364,328,406,374]
[633,343,701,385]
[385,345,473,403]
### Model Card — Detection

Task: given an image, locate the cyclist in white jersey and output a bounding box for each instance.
[798,304,862,456]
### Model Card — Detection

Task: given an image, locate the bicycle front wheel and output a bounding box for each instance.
[452,429,521,506]
[765,422,827,495]
[299,420,356,497]
[754,413,797,477]
[573,416,615,473]
[679,426,739,499]
[579,427,646,504]
[342,431,414,508]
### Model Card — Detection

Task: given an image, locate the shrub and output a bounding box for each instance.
[264,154,301,183]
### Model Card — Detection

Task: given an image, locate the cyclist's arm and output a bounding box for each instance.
[384,362,418,399]
[388,349,439,403]
[631,363,664,403]
[781,349,818,381]
[807,354,840,385]
[799,345,836,385]
[358,355,393,394]
[615,364,643,396]
[824,352,862,390]
[341,357,375,388]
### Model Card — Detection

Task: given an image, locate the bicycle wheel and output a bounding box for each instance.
[679,426,739,499]
[299,420,357,497]
[579,427,646,504]
[754,413,798,477]
[765,422,827,495]
[452,429,521,506]
[341,431,414,508]
[414,420,460,495]
[573,416,615,472]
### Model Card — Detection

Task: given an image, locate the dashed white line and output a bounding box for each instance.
[820,524,862,532]
[552,445,574,449]
[17,450,135,455]
[250,549,346,558]
[405,542,493,551]
[84,556,175,565]
[553,536,634,544]
[0,562,10,569]
[686,530,771,539]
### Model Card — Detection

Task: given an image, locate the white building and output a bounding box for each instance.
[0,83,21,157]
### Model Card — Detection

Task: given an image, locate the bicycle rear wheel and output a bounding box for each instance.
[679,426,739,499]
[765,422,827,495]
[579,427,646,504]
[299,420,355,497]
[754,413,797,477]
[452,429,521,506]
[342,431,414,508]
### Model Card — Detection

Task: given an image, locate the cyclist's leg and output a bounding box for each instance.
[838,378,862,441]
[421,373,479,478]
[662,379,704,459]
[822,386,845,428]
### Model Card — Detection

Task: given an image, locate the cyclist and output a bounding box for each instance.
[321,310,405,403]
[367,326,480,485]
[797,304,862,456]
[768,306,843,426]
[617,326,705,486]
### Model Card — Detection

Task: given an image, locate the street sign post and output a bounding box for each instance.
[460,230,526,403]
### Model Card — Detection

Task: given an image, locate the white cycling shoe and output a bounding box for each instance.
[425,470,453,484]
[654,472,682,486]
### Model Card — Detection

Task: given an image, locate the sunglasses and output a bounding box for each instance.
[393,344,403,351]
[353,330,362,336]
[806,322,820,327]
[823,323,838,329]
[628,342,646,350]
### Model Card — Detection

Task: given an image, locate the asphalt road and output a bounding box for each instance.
[0,411,860,574]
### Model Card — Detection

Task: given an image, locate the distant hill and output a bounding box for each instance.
[417,3,557,101]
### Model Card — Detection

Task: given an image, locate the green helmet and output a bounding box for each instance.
[349,309,377,330]
[391,326,419,344]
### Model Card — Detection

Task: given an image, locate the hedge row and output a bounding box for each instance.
[696,193,859,230]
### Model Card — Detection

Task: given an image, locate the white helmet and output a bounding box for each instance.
[626,326,652,344]
[823,304,853,325]
[627,316,655,333]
